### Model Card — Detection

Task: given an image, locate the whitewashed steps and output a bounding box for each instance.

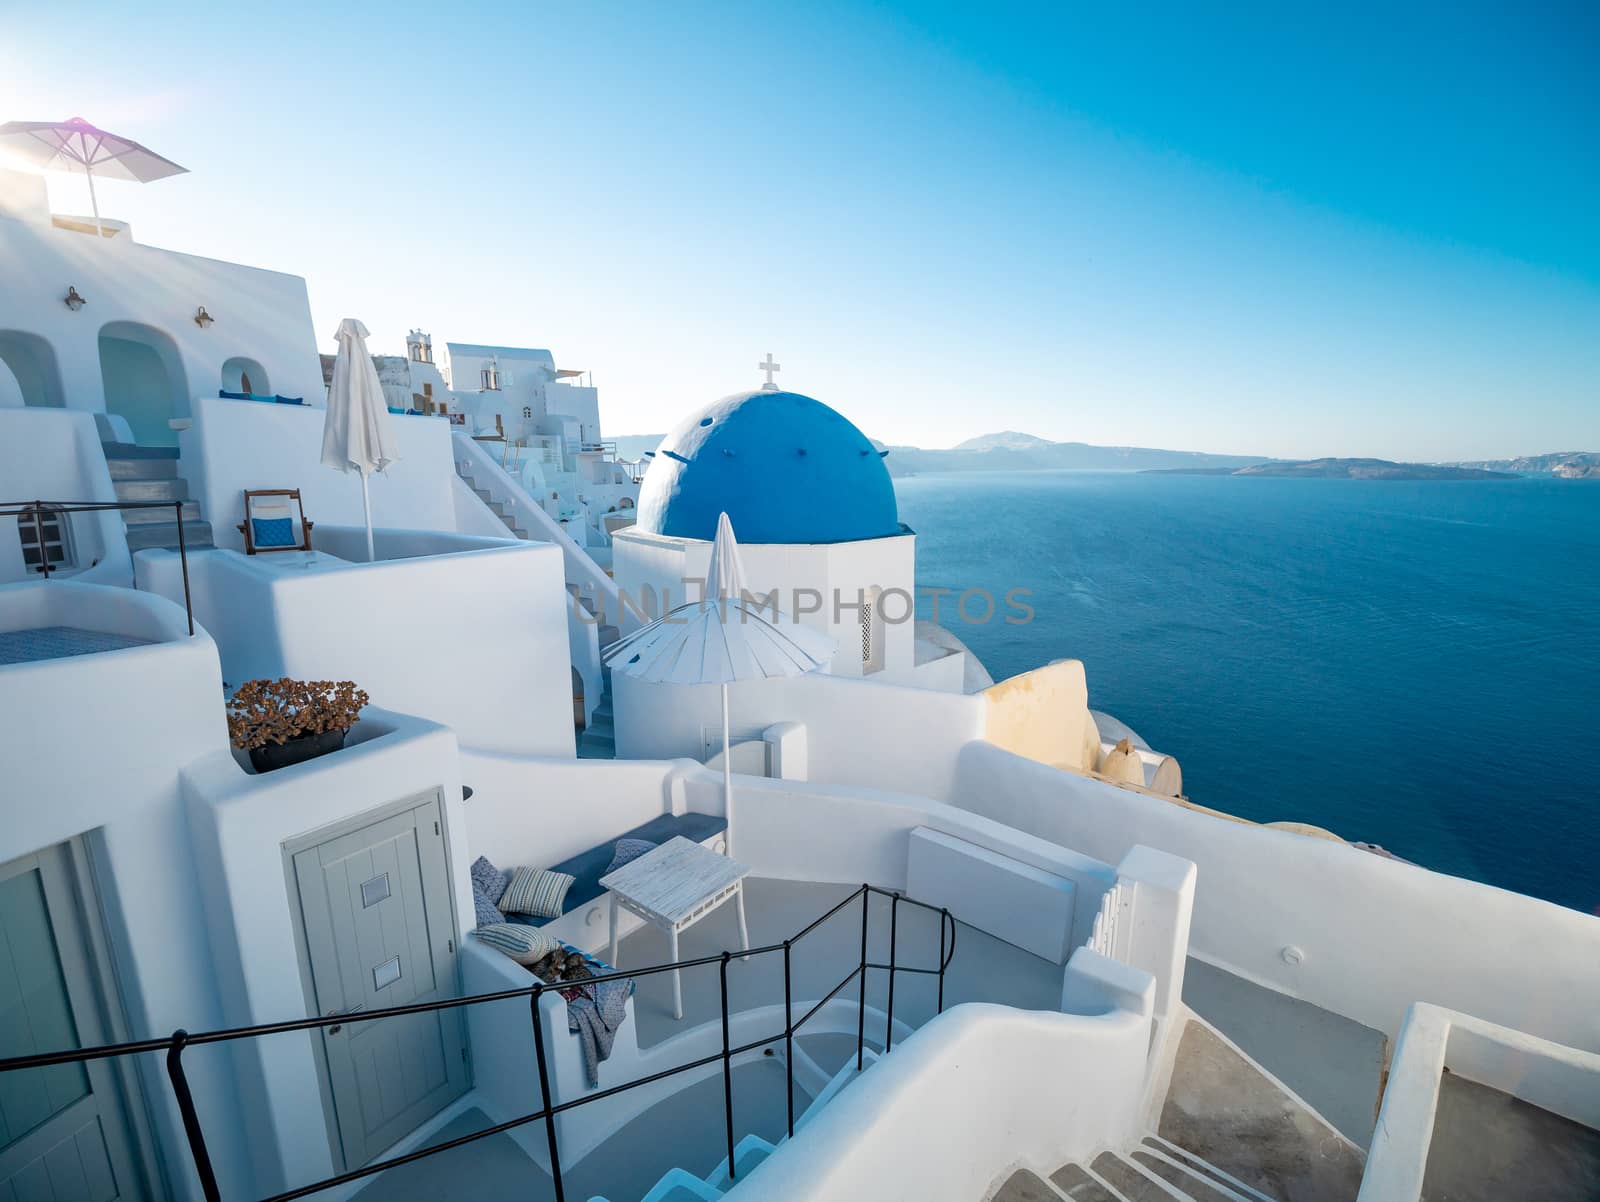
[103,444,213,551]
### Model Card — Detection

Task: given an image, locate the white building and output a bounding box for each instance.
[371,333,641,551]
[1,150,1597,1202]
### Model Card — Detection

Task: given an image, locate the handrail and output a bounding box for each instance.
[0,882,955,1202]
[452,430,630,630]
[2,498,195,635]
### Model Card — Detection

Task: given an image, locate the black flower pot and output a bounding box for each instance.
[248,728,347,773]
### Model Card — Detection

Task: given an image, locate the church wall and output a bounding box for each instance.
[610,528,918,678]
[613,669,985,800]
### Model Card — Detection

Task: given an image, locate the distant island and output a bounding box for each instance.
[1446,451,1600,479]
[1146,458,1516,481]
[874,431,1269,477]
[614,428,1593,481]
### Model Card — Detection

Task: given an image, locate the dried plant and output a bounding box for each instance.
[226,678,369,750]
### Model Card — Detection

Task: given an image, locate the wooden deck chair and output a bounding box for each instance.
[238,489,315,554]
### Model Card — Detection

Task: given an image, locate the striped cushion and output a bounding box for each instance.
[472,922,559,965]
[499,867,576,919]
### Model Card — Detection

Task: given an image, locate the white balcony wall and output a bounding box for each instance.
[952,739,1600,1055]
[0,582,254,1201]
[180,396,458,552]
[137,537,575,756]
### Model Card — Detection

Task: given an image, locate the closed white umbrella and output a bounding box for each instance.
[0,117,186,237]
[323,318,400,562]
[605,513,833,849]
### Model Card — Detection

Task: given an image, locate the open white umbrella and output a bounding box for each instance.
[323,318,400,562]
[604,513,834,849]
[0,117,186,237]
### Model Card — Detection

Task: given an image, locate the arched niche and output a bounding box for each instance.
[98,321,188,447]
[0,330,67,408]
[221,355,269,396]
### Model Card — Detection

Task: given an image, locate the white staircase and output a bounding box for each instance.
[986,1016,1365,1202]
[103,443,214,551]
[584,1050,879,1202]
[1018,1135,1289,1201]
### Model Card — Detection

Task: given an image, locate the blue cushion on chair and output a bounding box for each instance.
[251,517,295,548]
[274,395,304,405]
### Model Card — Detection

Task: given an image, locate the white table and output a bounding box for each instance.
[600,836,751,1019]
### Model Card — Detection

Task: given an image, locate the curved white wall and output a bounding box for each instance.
[952,740,1600,1055]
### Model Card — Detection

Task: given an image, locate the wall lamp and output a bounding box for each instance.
[64,285,86,311]
[194,306,214,328]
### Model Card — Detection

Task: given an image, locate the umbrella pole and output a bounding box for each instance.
[83,162,103,238]
[361,471,375,562]
[721,682,733,856]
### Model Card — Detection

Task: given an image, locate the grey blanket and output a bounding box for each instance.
[565,972,634,1088]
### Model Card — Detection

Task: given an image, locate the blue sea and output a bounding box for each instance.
[895,471,1600,915]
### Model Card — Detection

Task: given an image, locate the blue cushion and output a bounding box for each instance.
[470,855,509,900]
[251,517,295,548]
[274,395,304,405]
[606,838,657,874]
[507,813,728,928]
[472,883,504,928]
[220,389,249,400]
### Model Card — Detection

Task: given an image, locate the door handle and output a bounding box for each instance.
[324,1005,362,1036]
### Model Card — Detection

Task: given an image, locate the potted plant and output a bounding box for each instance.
[227,677,370,773]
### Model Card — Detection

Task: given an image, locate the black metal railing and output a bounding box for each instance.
[2,498,196,635]
[0,883,954,1202]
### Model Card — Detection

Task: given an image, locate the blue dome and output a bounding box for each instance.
[635,391,900,545]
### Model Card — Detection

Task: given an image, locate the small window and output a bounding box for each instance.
[860,586,884,673]
[18,506,73,574]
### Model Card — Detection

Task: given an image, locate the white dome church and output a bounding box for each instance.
[612,386,981,691]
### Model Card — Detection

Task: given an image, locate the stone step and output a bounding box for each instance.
[1089,1154,1179,1202]
[101,442,178,460]
[1049,1164,1125,1202]
[106,456,178,481]
[1156,1020,1362,1202]
[990,1167,1073,1201]
[1129,1149,1247,1202]
[125,520,214,551]
[114,477,190,503]
[123,500,201,525]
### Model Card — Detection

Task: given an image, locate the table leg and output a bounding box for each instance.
[670,925,683,1020]
[609,893,620,968]
[736,884,751,958]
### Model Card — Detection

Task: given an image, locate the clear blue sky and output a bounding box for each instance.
[4,1,1596,458]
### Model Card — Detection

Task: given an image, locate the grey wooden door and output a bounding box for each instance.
[290,796,467,1169]
[0,846,146,1201]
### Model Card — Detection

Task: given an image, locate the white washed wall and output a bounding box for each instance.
[0,582,254,1201]
[614,670,984,800]
[180,712,467,1202]
[952,740,1600,1053]
[0,408,129,584]
[180,396,458,550]
[0,191,325,419]
[138,537,575,756]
